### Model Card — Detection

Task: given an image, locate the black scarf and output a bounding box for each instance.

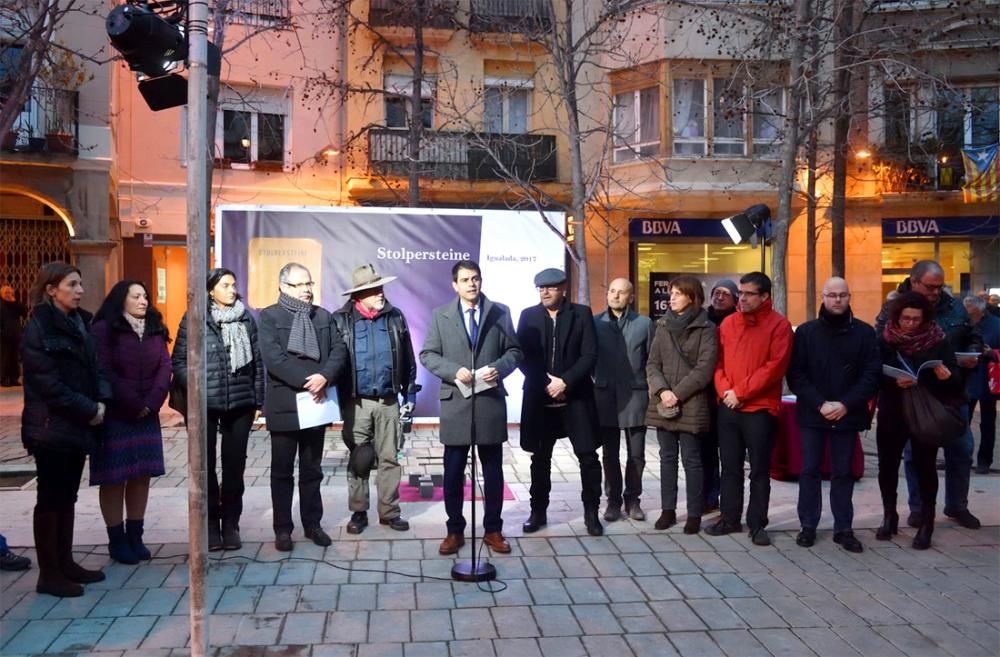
[278,292,320,361]
[663,305,698,336]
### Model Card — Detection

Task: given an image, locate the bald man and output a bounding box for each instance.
[786,277,880,553]
[594,278,655,522]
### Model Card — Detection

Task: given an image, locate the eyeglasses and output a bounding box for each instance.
[738,290,761,297]
[283,281,315,290]
[823,293,851,300]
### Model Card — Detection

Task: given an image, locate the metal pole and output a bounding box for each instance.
[186,0,210,654]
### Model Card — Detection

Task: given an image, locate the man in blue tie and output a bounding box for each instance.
[420,260,522,555]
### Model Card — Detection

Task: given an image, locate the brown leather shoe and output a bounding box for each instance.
[482,531,511,554]
[438,533,465,555]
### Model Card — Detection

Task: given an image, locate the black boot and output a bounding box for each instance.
[584,506,604,537]
[912,509,934,550]
[221,519,242,550]
[107,523,139,564]
[60,505,105,583]
[126,519,152,561]
[522,510,547,533]
[875,509,899,541]
[34,509,83,597]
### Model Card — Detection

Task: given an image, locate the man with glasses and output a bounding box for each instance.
[259,263,348,551]
[875,260,984,530]
[706,272,793,546]
[332,264,418,535]
[787,277,880,553]
[517,268,604,536]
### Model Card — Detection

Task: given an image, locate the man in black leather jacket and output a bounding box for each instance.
[332,264,418,535]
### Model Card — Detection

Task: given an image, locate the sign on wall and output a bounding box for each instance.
[882,215,999,238]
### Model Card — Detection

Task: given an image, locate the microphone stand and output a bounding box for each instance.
[452,305,497,583]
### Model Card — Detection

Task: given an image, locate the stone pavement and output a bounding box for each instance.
[1,387,999,657]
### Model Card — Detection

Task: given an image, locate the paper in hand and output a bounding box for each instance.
[454,367,498,398]
[296,387,341,428]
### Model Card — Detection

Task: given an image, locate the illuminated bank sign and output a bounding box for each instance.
[882,215,999,238]
[629,218,730,239]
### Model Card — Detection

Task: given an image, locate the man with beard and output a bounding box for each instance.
[259,263,348,551]
[332,264,419,535]
[787,277,880,553]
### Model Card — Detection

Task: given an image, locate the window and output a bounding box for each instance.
[751,88,784,157]
[213,0,290,27]
[203,85,290,168]
[713,78,745,156]
[384,74,435,129]
[613,86,660,162]
[883,87,913,152]
[484,84,530,134]
[672,78,705,155]
[937,85,1000,155]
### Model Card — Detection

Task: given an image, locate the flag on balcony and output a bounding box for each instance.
[961,143,998,203]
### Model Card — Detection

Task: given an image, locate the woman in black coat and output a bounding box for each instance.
[876,292,963,550]
[172,268,264,551]
[21,262,110,597]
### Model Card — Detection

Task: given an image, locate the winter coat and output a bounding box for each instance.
[517,300,600,453]
[645,308,719,434]
[20,304,112,453]
[331,299,419,402]
[786,307,880,432]
[594,309,655,429]
[877,337,964,429]
[420,294,522,446]
[713,300,793,416]
[258,303,349,432]
[172,307,265,412]
[875,279,983,359]
[91,318,172,421]
[967,313,1000,401]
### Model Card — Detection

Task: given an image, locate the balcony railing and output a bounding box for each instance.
[369,0,457,29]
[214,0,291,27]
[1,86,79,156]
[873,148,965,194]
[470,0,553,33]
[368,127,557,182]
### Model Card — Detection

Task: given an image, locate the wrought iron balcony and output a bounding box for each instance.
[368,127,557,182]
[1,86,79,156]
[214,0,291,27]
[470,0,553,32]
[369,0,457,29]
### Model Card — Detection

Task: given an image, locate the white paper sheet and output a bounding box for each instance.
[296,387,341,428]
[454,367,499,399]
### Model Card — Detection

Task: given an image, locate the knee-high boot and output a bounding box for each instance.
[60,505,105,583]
[34,508,82,597]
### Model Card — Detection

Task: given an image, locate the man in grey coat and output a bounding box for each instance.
[420,260,522,555]
[594,278,655,522]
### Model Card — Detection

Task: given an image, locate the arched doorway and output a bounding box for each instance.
[0,192,72,307]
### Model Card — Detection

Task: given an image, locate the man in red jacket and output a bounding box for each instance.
[705,272,793,546]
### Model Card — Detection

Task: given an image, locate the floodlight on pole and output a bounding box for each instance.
[721,204,771,245]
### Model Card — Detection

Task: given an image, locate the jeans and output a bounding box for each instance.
[718,406,776,530]
[878,422,938,517]
[797,427,856,533]
[33,444,86,512]
[529,408,602,512]
[656,429,703,517]
[342,396,403,520]
[904,403,972,515]
[601,426,646,509]
[970,397,997,467]
[701,425,721,508]
[270,427,326,533]
[207,408,255,523]
[444,443,503,535]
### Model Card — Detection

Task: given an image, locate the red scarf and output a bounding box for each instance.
[354,300,379,320]
[882,320,946,356]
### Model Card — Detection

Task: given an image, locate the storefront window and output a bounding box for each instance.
[880,240,971,300]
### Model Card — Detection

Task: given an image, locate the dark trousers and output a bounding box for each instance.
[601,425,646,509]
[701,424,721,508]
[207,408,255,523]
[797,427,857,533]
[529,407,602,512]
[34,445,86,512]
[1,337,20,384]
[657,429,703,517]
[971,397,997,468]
[718,406,776,530]
[443,443,504,535]
[877,423,938,516]
[270,426,326,533]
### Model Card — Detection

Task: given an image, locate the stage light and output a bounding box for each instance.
[721,204,771,245]
[107,4,187,79]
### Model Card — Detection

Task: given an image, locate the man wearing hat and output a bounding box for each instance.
[517,268,604,536]
[258,263,348,551]
[332,264,419,535]
[702,278,739,515]
[420,260,522,555]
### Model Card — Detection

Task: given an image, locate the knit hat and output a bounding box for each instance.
[711,279,739,299]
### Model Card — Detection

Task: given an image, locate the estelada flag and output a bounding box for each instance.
[961,143,999,203]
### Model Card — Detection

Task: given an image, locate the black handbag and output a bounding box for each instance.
[167,377,187,417]
[899,384,966,448]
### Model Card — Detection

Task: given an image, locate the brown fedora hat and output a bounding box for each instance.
[342,263,398,296]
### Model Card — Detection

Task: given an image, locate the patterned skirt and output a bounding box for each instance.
[89,414,166,485]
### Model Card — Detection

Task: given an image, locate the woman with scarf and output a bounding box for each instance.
[876,291,962,550]
[91,281,172,563]
[21,262,110,597]
[172,268,264,551]
[645,275,719,534]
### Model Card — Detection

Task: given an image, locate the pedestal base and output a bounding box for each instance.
[451,560,497,582]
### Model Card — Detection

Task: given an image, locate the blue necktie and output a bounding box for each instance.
[468,307,479,347]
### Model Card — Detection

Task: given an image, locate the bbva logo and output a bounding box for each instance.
[895,219,940,234]
[641,220,683,235]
